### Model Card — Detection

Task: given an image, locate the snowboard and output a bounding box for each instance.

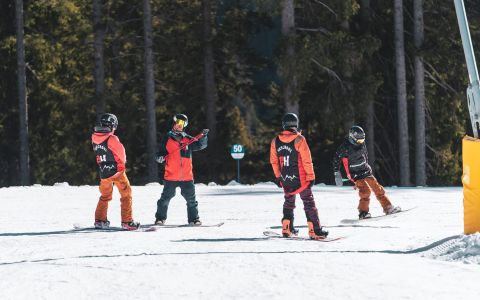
[340,207,417,224]
[263,230,345,242]
[72,224,129,232]
[73,222,225,232]
[142,222,225,231]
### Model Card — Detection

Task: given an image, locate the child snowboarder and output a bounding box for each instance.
[270,113,328,240]
[333,125,401,219]
[154,114,208,226]
[91,113,140,230]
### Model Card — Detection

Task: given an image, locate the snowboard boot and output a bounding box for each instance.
[307,221,329,240]
[384,205,401,215]
[281,218,299,237]
[358,211,372,219]
[94,219,110,229]
[154,218,166,225]
[121,220,140,231]
[189,219,202,226]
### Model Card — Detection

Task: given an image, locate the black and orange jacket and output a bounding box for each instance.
[332,139,372,181]
[157,131,208,181]
[270,130,315,191]
[92,131,126,179]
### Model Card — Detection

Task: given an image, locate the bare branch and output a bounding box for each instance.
[296,27,330,34]
[311,58,345,91]
[424,70,457,94]
[311,0,337,17]
[424,60,457,94]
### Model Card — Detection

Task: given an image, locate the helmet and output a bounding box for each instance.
[173,113,188,128]
[348,125,365,145]
[99,113,118,131]
[282,113,299,130]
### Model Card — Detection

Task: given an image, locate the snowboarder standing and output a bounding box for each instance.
[270,113,328,240]
[333,125,401,219]
[154,114,208,226]
[92,113,140,230]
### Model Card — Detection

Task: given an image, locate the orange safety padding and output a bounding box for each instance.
[462,136,480,234]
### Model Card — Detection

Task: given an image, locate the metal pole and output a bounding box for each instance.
[454,0,479,83]
[237,160,240,183]
[454,0,480,137]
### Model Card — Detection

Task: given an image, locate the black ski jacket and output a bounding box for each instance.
[332,139,372,180]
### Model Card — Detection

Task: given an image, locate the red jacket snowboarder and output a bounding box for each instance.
[154,114,208,225]
[270,113,328,240]
[92,113,140,230]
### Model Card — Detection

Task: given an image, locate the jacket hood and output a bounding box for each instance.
[278,130,301,143]
[92,131,114,144]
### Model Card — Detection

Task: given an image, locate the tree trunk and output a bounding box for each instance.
[394,0,411,186]
[366,101,376,167]
[360,0,371,32]
[414,0,426,186]
[361,0,375,167]
[143,0,158,182]
[281,0,298,115]
[203,0,218,141]
[15,0,29,185]
[93,0,105,115]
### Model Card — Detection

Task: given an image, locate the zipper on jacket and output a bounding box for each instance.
[180,140,184,180]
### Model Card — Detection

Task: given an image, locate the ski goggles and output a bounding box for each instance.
[356,138,365,144]
[174,118,187,128]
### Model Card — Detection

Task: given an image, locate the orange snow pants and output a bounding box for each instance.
[355,176,391,213]
[95,171,133,223]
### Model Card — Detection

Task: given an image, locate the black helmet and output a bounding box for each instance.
[348,125,365,145]
[98,113,118,131]
[173,113,188,128]
[282,113,299,130]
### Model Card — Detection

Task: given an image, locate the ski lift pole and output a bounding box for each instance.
[455,0,480,235]
[454,0,480,137]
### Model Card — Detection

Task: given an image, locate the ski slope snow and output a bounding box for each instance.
[0,184,479,300]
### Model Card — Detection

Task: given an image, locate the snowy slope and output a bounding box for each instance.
[0,184,479,300]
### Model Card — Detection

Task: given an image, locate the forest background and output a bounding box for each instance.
[1,0,478,187]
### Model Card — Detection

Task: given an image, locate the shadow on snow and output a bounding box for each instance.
[0,235,463,266]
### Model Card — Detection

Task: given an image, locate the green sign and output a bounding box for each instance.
[230,144,245,160]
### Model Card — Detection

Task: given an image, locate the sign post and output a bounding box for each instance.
[230,144,245,183]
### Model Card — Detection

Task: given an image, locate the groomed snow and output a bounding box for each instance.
[0,184,479,300]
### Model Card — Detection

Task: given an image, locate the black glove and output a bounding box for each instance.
[334,171,343,187]
[202,129,210,135]
[308,180,315,188]
[274,177,282,188]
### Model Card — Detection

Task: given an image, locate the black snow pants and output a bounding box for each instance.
[155,180,199,223]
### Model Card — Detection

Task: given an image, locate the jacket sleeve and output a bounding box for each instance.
[332,141,348,172]
[156,135,169,157]
[108,135,126,165]
[296,136,315,182]
[189,135,208,152]
[270,138,281,178]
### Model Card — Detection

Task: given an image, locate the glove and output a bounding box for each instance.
[334,171,343,187]
[202,129,210,135]
[274,177,282,188]
[308,180,315,188]
[155,155,165,164]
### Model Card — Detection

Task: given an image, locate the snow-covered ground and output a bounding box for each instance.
[0,184,479,300]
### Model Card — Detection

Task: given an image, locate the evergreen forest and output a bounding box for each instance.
[1,0,479,187]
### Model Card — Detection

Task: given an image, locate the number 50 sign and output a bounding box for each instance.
[230,144,245,160]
